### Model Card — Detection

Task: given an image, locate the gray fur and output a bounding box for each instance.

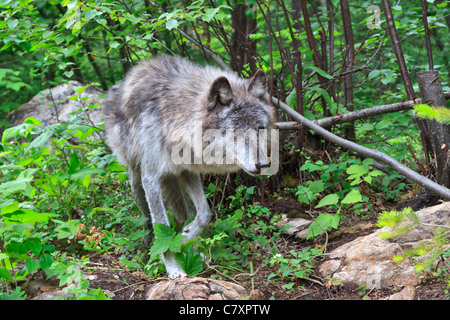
[103,55,275,277]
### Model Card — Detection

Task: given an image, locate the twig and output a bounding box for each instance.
[178,29,230,71]
[406,143,427,176]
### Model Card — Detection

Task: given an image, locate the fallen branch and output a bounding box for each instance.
[273,97,450,200]
[275,92,450,130]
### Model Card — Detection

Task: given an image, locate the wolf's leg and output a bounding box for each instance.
[128,169,153,246]
[141,174,186,278]
[178,171,212,242]
[161,175,195,225]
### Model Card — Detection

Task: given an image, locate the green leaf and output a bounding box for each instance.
[2,209,56,225]
[202,8,220,22]
[150,224,185,259]
[0,267,14,281]
[67,152,80,174]
[26,128,54,152]
[315,194,339,208]
[368,70,380,79]
[346,164,368,175]
[307,66,334,80]
[2,123,33,142]
[70,167,104,180]
[341,189,363,204]
[165,19,179,30]
[124,13,140,24]
[7,19,18,29]
[307,180,325,193]
[176,247,203,276]
[38,254,54,271]
[307,213,339,239]
[286,88,297,108]
[27,241,42,256]
[25,259,39,273]
[84,9,97,21]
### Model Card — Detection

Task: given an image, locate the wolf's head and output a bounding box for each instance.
[203,70,277,175]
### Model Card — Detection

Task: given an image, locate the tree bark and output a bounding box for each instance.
[417,70,450,188]
[230,2,257,74]
[340,0,355,140]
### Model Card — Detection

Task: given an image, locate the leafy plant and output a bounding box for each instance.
[267,247,322,290]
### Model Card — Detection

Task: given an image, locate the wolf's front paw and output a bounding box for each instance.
[167,267,187,279]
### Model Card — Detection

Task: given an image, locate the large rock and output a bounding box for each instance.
[319,202,450,289]
[7,81,104,128]
[147,277,247,300]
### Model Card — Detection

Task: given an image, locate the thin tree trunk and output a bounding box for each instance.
[417,71,450,188]
[230,2,257,73]
[340,0,355,140]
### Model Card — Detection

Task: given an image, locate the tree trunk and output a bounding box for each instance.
[416,70,450,188]
[340,0,355,140]
[231,2,257,74]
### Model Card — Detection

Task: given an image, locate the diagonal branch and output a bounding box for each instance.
[273,96,450,200]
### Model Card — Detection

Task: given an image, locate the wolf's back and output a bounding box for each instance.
[102,55,220,173]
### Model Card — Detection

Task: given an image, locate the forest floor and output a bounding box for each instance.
[82,192,449,301]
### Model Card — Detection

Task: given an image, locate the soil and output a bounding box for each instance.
[80,192,448,301]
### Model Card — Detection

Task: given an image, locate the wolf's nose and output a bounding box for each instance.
[256,162,270,169]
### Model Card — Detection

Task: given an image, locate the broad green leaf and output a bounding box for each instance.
[165,19,179,30]
[7,19,18,29]
[346,164,368,175]
[307,66,334,79]
[0,267,14,281]
[84,9,97,21]
[25,259,39,273]
[70,167,104,180]
[26,129,54,152]
[67,152,80,174]
[307,213,339,239]
[202,8,220,22]
[2,209,56,225]
[2,123,33,142]
[38,254,54,272]
[315,194,339,208]
[307,180,325,193]
[341,189,363,204]
[368,70,380,79]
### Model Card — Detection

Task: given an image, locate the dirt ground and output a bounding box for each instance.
[82,193,449,301]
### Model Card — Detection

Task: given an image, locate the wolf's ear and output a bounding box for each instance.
[208,76,233,110]
[248,69,268,98]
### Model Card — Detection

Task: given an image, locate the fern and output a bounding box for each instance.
[376,207,419,239]
[376,207,450,275]
[414,103,450,125]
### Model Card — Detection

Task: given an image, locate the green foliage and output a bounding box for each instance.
[0,88,130,299]
[149,223,185,260]
[0,0,448,299]
[267,247,322,291]
[294,156,388,239]
[376,208,450,277]
[414,103,450,125]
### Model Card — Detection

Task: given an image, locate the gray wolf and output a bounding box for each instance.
[103,55,277,277]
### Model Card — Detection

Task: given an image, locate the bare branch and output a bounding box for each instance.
[275,92,450,130]
[273,96,450,200]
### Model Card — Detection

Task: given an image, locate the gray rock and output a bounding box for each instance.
[7,81,104,128]
[319,202,450,289]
